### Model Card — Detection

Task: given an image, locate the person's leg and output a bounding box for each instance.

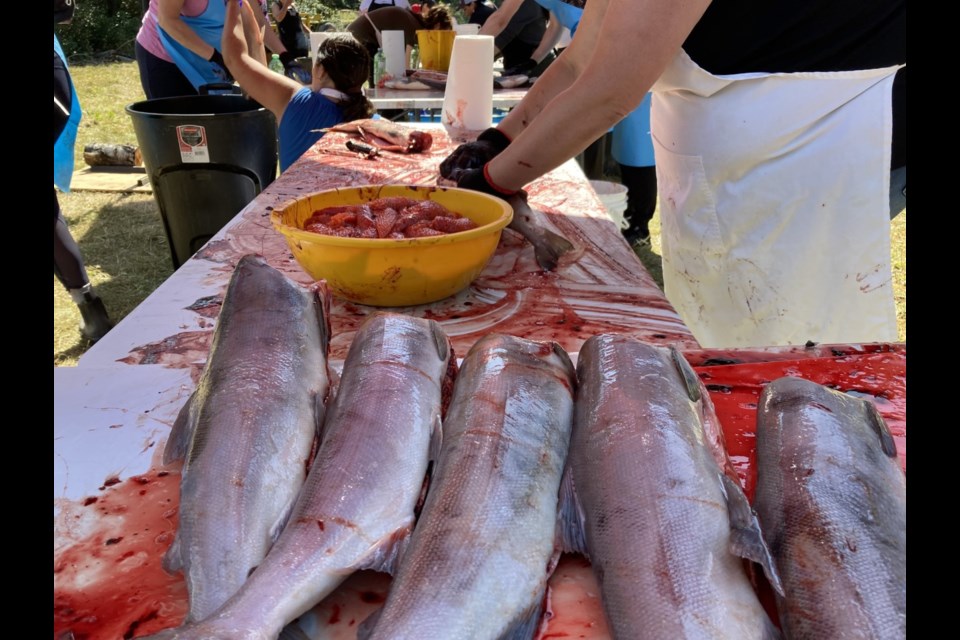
[890,165,906,219]
[54,190,113,342]
[136,41,198,100]
[54,55,112,342]
[620,164,657,244]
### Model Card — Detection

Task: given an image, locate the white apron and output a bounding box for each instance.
[651,50,902,348]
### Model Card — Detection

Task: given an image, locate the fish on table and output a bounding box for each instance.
[161,254,333,623]
[754,376,907,639]
[141,312,456,640]
[564,334,782,639]
[322,119,433,153]
[359,333,577,640]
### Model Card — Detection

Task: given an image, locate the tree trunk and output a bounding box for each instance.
[83,143,142,167]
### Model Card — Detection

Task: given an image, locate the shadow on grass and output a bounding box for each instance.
[54,191,174,365]
[632,240,664,290]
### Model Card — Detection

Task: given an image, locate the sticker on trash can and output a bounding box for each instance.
[176,125,210,163]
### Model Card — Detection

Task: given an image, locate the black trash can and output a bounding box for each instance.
[126,95,278,269]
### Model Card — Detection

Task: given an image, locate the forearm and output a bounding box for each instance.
[488,0,710,190]
[497,48,580,140]
[530,15,563,63]
[157,12,215,58]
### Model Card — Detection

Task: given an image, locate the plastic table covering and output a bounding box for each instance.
[55,125,906,639]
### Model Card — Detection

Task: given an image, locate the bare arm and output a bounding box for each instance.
[254,2,288,57]
[478,0,524,38]
[156,0,216,59]
[488,0,711,190]
[529,11,563,64]
[222,0,301,122]
[271,0,289,23]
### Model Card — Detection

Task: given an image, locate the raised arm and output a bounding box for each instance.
[488,0,711,191]
[222,0,302,122]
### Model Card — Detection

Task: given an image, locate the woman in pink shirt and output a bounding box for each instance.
[135,0,287,99]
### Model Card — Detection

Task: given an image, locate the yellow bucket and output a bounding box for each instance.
[417,30,456,72]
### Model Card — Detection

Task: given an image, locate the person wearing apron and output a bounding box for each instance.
[441,0,905,349]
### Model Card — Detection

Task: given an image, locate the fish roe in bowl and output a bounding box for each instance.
[271,185,513,307]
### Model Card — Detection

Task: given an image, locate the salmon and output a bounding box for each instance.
[564,335,782,639]
[143,313,455,640]
[325,119,433,153]
[754,377,907,639]
[160,254,332,623]
[360,334,576,640]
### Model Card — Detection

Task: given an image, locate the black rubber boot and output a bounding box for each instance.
[619,165,658,246]
[70,285,113,343]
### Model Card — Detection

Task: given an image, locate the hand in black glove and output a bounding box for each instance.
[208,49,233,82]
[279,50,300,68]
[501,58,537,77]
[456,164,519,198]
[439,128,511,181]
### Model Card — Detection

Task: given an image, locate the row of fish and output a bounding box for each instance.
[140,256,906,640]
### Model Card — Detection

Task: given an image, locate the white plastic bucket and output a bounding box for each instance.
[589,180,629,229]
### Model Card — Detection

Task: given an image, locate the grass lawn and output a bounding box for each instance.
[54,60,906,365]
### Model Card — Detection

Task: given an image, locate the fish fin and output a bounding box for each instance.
[268,497,299,546]
[556,464,588,557]
[761,615,784,640]
[278,622,313,640]
[719,473,784,597]
[163,390,199,464]
[533,228,575,271]
[356,608,383,640]
[863,398,898,458]
[497,584,549,640]
[429,413,444,463]
[351,522,413,576]
[670,346,702,403]
[160,530,183,574]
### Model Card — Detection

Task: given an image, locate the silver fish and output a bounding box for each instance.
[162,254,332,623]
[754,376,907,639]
[563,334,782,640]
[144,312,454,640]
[360,333,576,640]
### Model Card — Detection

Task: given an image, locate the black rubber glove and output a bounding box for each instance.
[208,49,233,82]
[456,164,519,198]
[439,128,511,181]
[279,50,300,67]
[502,58,537,77]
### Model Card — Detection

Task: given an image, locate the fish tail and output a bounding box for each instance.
[533,229,575,271]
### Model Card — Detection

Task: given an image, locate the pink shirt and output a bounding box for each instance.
[136,0,210,61]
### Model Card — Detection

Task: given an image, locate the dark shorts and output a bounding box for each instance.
[135,41,198,100]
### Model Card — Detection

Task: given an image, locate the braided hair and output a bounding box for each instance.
[315,36,376,121]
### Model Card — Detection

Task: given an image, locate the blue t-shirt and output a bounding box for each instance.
[278,87,345,172]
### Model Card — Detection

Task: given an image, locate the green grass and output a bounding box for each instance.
[54,59,906,366]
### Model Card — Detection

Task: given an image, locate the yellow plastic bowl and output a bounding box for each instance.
[271,185,513,307]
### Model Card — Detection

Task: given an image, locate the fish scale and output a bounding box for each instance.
[361,334,576,640]
[159,254,332,624]
[754,377,906,639]
[566,335,781,640]
[142,312,454,640]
